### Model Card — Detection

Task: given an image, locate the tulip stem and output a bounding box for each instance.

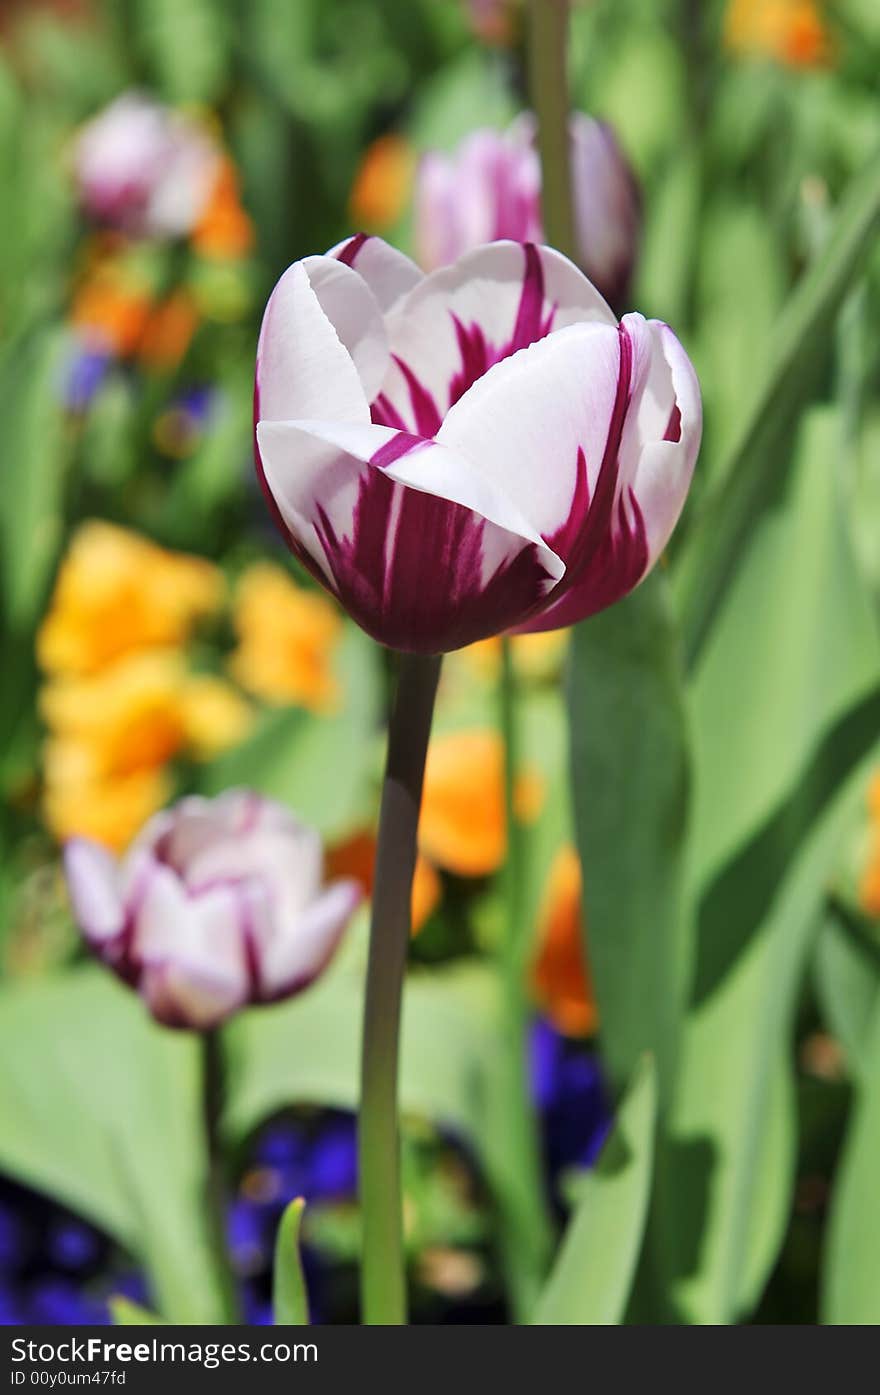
[496,638,553,1319]
[526,0,578,262]
[359,651,442,1325]
[200,1029,240,1324]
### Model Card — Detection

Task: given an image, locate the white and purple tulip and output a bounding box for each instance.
[254,234,701,653]
[415,115,640,307]
[72,92,220,239]
[64,791,361,1030]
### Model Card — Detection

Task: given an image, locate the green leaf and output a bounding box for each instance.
[567,571,690,1101]
[110,1297,166,1326]
[133,0,230,104]
[0,329,69,634]
[273,1198,309,1326]
[532,1056,657,1325]
[652,405,880,1324]
[0,969,228,1323]
[678,148,880,667]
[200,625,382,840]
[814,903,880,1079]
[822,1001,880,1323]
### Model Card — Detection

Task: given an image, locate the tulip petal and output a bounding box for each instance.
[260,879,362,1000]
[437,319,623,546]
[255,257,383,425]
[63,838,124,944]
[374,241,616,433]
[521,316,701,631]
[329,233,423,312]
[140,957,247,1031]
[256,417,564,651]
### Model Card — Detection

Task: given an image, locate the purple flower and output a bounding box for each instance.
[415,116,641,307]
[64,791,361,1030]
[254,234,700,653]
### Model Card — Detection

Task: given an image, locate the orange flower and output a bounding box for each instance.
[349,134,415,231]
[327,829,441,933]
[418,729,543,878]
[530,844,597,1037]
[138,289,200,370]
[228,563,342,713]
[70,262,152,357]
[43,766,173,852]
[37,522,223,678]
[858,773,880,917]
[192,156,255,260]
[724,0,832,68]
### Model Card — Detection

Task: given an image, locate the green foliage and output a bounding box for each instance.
[532,1056,657,1325]
[273,1199,310,1326]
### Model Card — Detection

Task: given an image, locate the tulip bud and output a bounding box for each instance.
[254,234,700,653]
[72,92,221,239]
[414,114,640,307]
[64,790,361,1029]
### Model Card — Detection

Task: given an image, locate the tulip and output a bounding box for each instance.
[72,93,221,239]
[64,791,361,1029]
[254,234,700,654]
[415,115,640,306]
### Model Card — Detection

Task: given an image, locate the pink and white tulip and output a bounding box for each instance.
[415,115,640,307]
[64,791,361,1030]
[254,234,701,653]
[72,92,221,239]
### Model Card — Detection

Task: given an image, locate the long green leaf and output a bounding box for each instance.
[568,571,690,1102]
[273,1199,309,1326]
[532,1056,657,1325]
[822,1001,880,1323]
[0,970,227,1324]
[814,903,880,1081]
[678,148,880,667]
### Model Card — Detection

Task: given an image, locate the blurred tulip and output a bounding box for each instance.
[229,563,342,714]
[64,791,361,1029]
[418,729,543,877]
[724,0,832,67]
[415,115,640,307]
[530,844,597,1038]
[72,93,222,239]
[254,234,700,653]
[192,156,256,261]
[37,522,223,678]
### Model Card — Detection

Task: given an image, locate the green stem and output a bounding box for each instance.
[359,651,442,1325]
[526,0,577,261]
[496,638,554,1320]
[200,1029,240,1324]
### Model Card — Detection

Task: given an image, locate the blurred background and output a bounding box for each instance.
[0,0,879,1327]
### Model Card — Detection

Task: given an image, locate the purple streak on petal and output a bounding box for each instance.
[371,392,408,430]
[447,243,557,411]
[314,466,553,652]
[369,432,426,469]
[664,402,682,442]
[391,354,443,437]
[334,232,370,268]
[532,323,648,626]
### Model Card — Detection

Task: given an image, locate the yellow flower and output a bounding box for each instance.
[530,843,597,1038]
[418,729,543,878]
[229,563,342,713]
[724,0,832,68]
[460,630,570,684]
[43,767,173,852]
[349,134,416,231]
[37,522,223,678]
[859,772,880,917]
[40,651,251,850]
